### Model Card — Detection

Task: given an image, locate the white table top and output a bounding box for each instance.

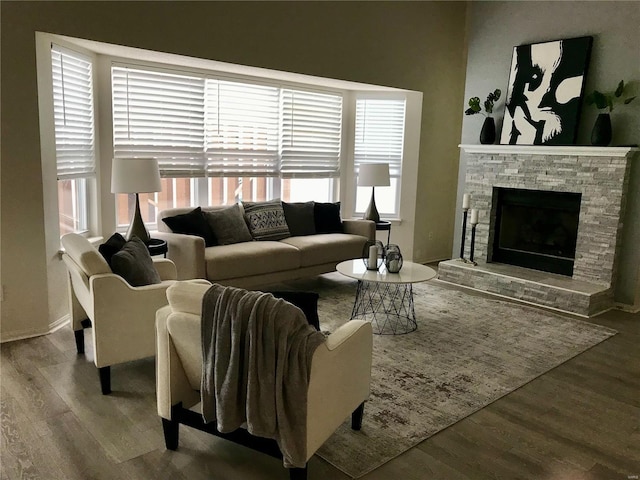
[336,259,437,284]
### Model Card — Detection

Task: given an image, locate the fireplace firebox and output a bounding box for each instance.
[491,187,581,276]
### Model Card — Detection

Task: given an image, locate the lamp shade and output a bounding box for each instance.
[111,158,162,194]
[358,163,390,187]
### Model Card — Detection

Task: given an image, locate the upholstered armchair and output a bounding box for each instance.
[156,281,373,480]
[61,233,178,394]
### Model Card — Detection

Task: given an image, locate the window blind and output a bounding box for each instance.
[280,89,343,178]
[112,66,206,177]
[204,79,280,177]
[354,98,406,177]
[52,45,96,179]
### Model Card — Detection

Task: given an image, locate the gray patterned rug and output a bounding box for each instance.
[272,272,617,478]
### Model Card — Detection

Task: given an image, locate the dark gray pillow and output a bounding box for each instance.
[243,200,291,241]
[111,236,161,286]
[203,204,253,245]
[282,201,316,236]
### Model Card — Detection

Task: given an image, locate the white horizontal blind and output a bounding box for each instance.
[354,98,406,177]
[280,89,343,178]
[52,45,96,179]
[205,79,280,177]
[112,66,206,177]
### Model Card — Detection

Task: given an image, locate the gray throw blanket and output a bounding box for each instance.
[201,284,326,468]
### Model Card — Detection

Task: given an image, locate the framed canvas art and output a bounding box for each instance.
[501,36,593,145]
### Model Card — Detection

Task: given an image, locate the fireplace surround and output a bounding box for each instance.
[438,145,638,316]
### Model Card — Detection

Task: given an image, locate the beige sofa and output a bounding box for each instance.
[156,281,373,477]
[155,206,375,288]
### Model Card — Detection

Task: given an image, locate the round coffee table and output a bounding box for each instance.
[336,259,436,335]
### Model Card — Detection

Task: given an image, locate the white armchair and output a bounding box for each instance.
[61,233,178,394]
[156,281,373,480]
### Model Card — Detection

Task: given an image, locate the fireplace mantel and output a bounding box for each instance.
[459,144,638,158]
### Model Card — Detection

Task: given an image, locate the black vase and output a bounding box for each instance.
[591,113,612,146]
[480,117,496,145]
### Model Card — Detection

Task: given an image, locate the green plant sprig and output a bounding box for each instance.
[586,80,636,112]
[465,89,501,117]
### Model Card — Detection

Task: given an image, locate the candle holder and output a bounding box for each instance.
[362,240,385,271]
[460,208,468,260]
[469,223,478,266]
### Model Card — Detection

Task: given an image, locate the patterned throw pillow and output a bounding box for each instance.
[242,200,291,241]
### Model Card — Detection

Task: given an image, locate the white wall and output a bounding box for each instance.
[453,1,640,307]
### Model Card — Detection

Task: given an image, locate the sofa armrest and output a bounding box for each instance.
[156,306,201,420]
[89,274,175,367]
[152,258,178,280]
[153,231,206,280]
[306,320,373,456]
[343,219,375,241]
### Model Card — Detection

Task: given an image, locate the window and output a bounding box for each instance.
[354,98,406,218]
[51,45,96,234]
[111,64,343,225]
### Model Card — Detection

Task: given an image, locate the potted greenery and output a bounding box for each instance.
[585,80,636,146]
[465,89,501,144]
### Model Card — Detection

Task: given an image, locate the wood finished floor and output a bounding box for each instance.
[1,284,638,480]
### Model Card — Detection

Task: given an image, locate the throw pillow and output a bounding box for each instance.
[203,204,253,245]
[270,291,320,331]
[314,201,343,233]
[98,232,127,267]
[162,207,217,247]
[243,200,291,241]
[282,201,316,237]
[110,236,162,287]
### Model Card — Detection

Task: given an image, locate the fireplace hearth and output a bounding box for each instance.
[491,187,581,276]
[438,145,637,317]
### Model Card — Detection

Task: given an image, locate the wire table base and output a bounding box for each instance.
[350,280,417,335]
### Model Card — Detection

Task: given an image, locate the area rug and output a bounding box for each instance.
[270,272,617,478]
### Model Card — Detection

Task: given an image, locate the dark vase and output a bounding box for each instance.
[591,113,612,146]
[480,117,496,144]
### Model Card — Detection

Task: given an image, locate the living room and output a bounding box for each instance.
[2,1,639,479]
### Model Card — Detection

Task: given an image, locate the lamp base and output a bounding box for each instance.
[363,187,381,223]
[125,193,151,243]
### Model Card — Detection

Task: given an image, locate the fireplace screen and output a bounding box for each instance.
[492,188,581,276]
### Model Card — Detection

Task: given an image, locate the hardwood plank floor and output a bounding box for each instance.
[1,288,638,479]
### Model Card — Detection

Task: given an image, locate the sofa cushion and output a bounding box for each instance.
[111,236,162,287]
[280,233,367,267]
[204,204,253,245]
[98,232,127,267]
[314,202,343,233]
[162,207,217,247]
[204,241,300,281]
[243,200,291,241]
[282,201,316,237]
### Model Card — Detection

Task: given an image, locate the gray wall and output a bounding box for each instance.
[454,1,640,306]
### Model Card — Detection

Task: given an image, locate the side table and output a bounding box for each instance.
[375,221,392,246]
[146,238,168,257]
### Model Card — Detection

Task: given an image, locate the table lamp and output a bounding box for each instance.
[111,157,162,242]
[358,163,390,223]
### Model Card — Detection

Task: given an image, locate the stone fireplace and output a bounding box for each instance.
[438,145,638,317]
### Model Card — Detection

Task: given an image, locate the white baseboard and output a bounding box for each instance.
[0,314,70,343]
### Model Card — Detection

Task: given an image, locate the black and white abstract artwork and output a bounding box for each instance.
[501,36,593,145]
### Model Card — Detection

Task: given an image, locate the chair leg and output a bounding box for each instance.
[289,466,307,480]
[99,366,111,395]
[163,403,182,450]
[162,417,180,450]
[74,329,85,354]
[351,402,365,430]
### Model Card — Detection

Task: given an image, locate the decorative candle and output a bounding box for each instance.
[462,193,470,210]
[368,244,378,269]
[470,208,479,225]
